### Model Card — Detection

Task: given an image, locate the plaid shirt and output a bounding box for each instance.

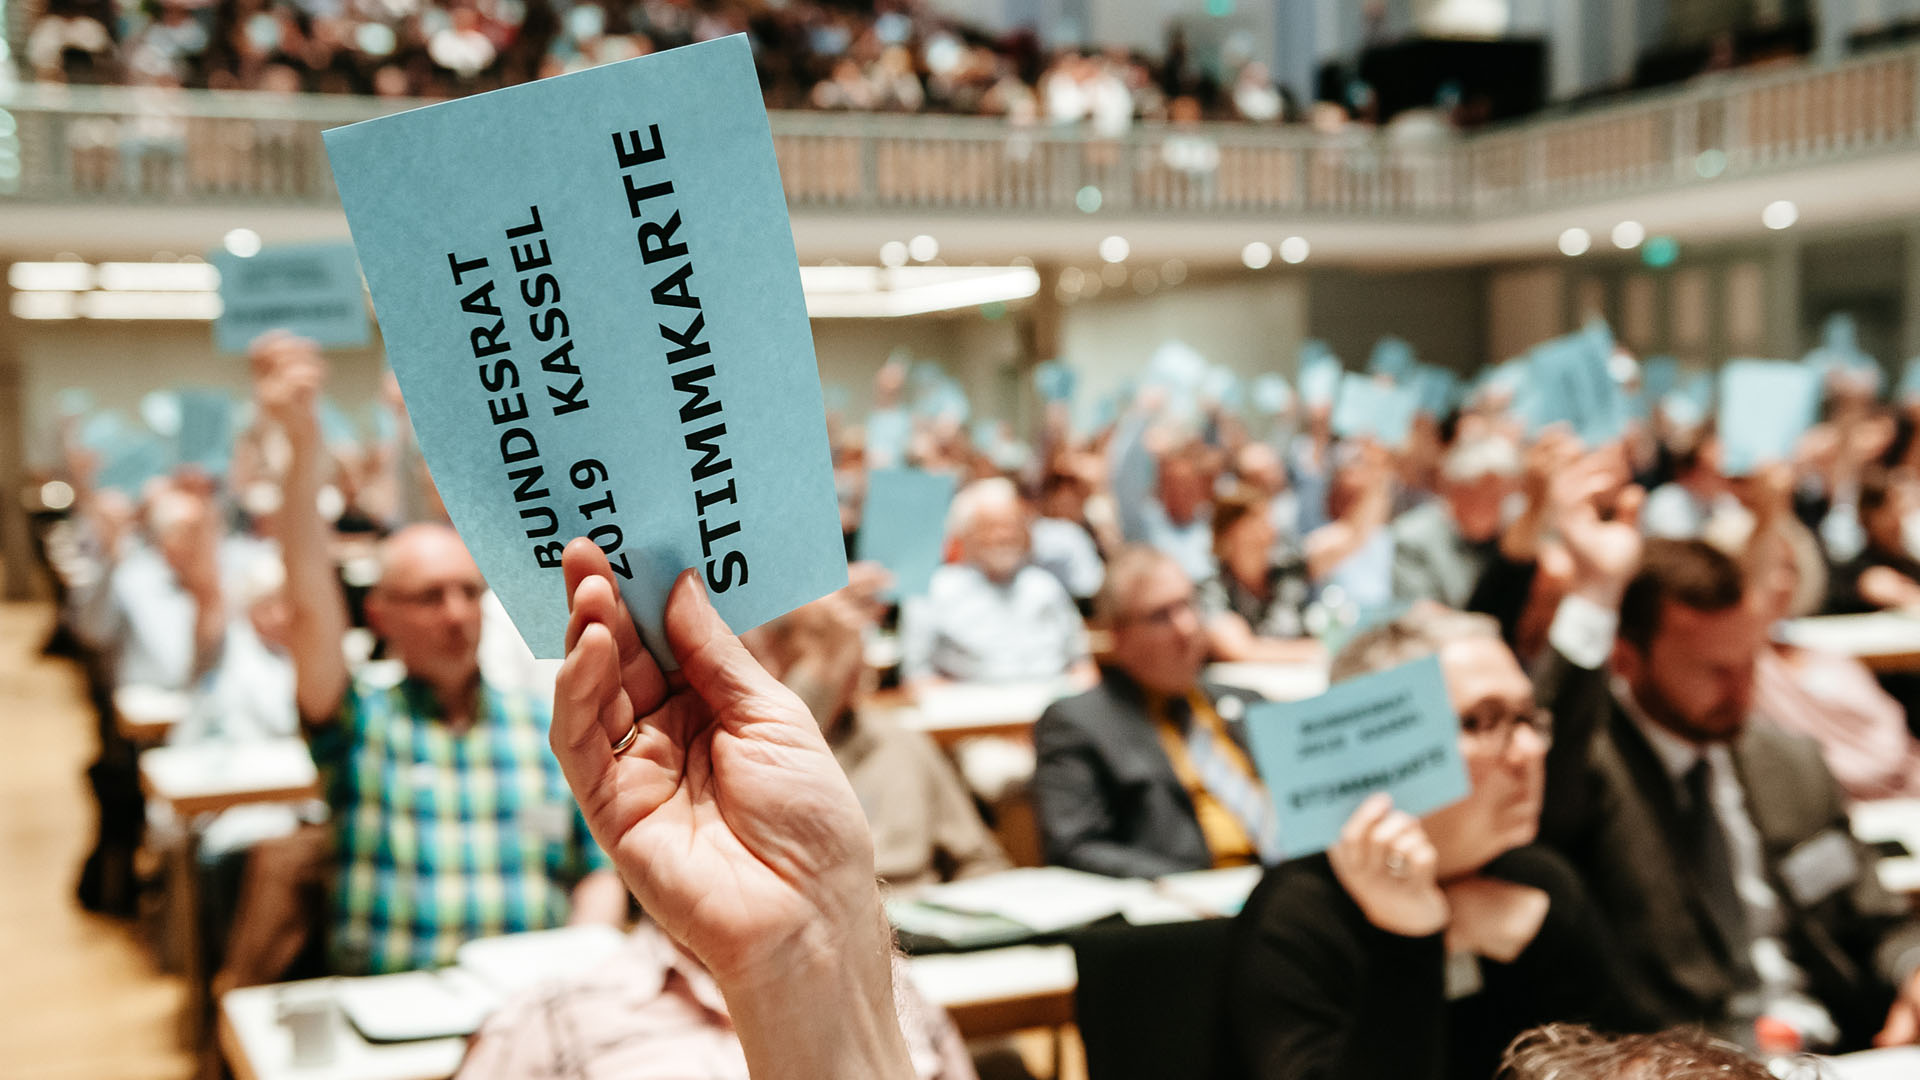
[309,671,611,975]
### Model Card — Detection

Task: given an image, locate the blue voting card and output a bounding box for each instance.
[1243,654,1471,858]
[324,35,847,660]
[1899,359,1920,404]
[1251,373,1294,416]
[1202,366,1244,412]
[1033,361,1076,404]
[173,388,234,474]
[855,468,957,599]
[1522,330,1628,447]
[865,408,912,468]
[212,242,371,355]
[1298,343,1343,407]
[1641,355,1679,401]
[1718,360,1822,476]
[1368,337,1415,382]
[1331,373,1420,448]
[1406,364,1459,417]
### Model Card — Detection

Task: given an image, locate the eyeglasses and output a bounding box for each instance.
[1459,702,1554,754]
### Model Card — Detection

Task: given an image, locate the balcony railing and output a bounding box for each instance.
[3,39,1920,220]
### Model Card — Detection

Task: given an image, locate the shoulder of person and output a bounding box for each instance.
[1238,855,1363,944]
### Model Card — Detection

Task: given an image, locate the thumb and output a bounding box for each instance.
[663,570,804,721]
[1878,1000,1920,1047]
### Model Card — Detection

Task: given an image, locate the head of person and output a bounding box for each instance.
[1671,434,1725,494]
[1437,434,1520,544]
[950,477,1031,584]
[1615,539,1762,745]
[1858,466,1918,559]
[365,523,486,691]
[1233,442,1287,499]
[1496,1023,1773,1080]
[1038,470,1087,522]
[1157,443,1211,525]
[1102,546,1207,696]
[239,553,293,653]
[1211,486,1275,582]
[1745,520,1827,627]
[146,483,220,583]
[1333,606,1547,880]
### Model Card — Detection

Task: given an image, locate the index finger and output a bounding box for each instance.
[563,538,668,714]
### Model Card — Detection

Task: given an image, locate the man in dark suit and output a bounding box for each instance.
[1033,545,1273,878]
[1539,535,1920,1051]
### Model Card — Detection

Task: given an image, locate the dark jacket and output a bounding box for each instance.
[1220,845,1634,1080]
[1033,668,1263,878]
[1535,647,1920,1048]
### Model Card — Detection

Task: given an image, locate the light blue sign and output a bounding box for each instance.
[1298,344,1344,408]
[1033,361,1076,403]
[212,242,371,354]
[1718,360,1822,476]
[1331,373,1420,448]
[1368,336,1415,382]
[856,468,958,599]
[1244,654,1471,858]
[1251,373,1294,416]
[174,388,235,474]
[1406,364,1459,417]
[324,35,847,659]
[1521,328,1628,447]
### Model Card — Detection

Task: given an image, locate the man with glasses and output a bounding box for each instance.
[257,335,626,976]
[1032,544,1274,877]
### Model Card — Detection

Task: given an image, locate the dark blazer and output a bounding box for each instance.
[1033,668,1263,878]
[1536,649,1920,1048]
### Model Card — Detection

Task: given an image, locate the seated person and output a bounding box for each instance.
[1221,605,1641,1080]
[258,334,624,974]
[901,477,1095,689]
[1539,536,1920,1051]
[1392,433,1520,608]
[1029,470,1105,605]
[1034,545,1277,876]
[1641,435,1740,541]
[1111,407,1217,584]
[1304,441,1397,614]
[1198,486,1320,664]
[744,565,1010,888]
[1827,466,1920,614]
[1497,1024,1773,1080]
[1745,498,1920,800]
[1232,441,1302,545]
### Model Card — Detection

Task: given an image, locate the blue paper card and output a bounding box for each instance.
[1251,373,1294,416]
[212,242,371,354]
[1298,346,1344,408]
[855,468,958,599]
[1899,359,1920,404]
[1033,361,1076,404]
[1406,364,1459,416]
[1331,373,1419,448]
[1522,331,1628,447]
[865,408,912,467]
[1718,360,1822,476]
[1368,337,1415,382]
[324,35,847,659]
[1641,355,1679,402]
[1243,654,1471,858]
[174,388,235,473]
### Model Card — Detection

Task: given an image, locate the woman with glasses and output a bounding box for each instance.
[1219,606,1642,1080]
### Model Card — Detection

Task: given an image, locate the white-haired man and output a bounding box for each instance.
[900,477,1096,690]
[1391,433,1522,608]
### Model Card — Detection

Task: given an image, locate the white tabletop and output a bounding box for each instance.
[902,681,1069,732]
[114,683,190,738]
[1779,613,1920,657]
[221,980,466,1080]
[906,945,1078,1011]
[140,739,318,807]
[1204,662,1330,703]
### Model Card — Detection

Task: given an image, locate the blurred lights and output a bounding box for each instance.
[1763,200,1799,230]
[1558,227,1591,257]
[1611,221,1645,249]
[39,480,76,512]
[1100,263,1128,287]
[1160,259,1187,286]
[1098,235,1130,263]
[223,228,263,258]
[1058,266,1086,293]
[1694,149,1727,178]
[1132,268,1158,294]
[9,262,95,291]
[1075,185,1103,213]
[1241,241,1273,269]
[878,241,908,267]
[1642,236,1680,269]
[1278,236,1310,264]
[96,261,221,292]
[907,234,939,262]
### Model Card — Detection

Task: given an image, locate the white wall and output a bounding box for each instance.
[1056,272,1308,404]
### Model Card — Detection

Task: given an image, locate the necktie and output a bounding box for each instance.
[1681,759,1754,977]
[1174,695,1283,864]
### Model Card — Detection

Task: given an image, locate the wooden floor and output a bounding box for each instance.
[0,602,193,1080]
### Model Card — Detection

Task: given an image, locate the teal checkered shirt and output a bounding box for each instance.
[309,672,611,975]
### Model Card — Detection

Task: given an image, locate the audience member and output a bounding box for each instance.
[1392,433,1521,608]
[1030,470,1106,604]
[1033,545,1277,876]
[1641,436,1739,541]
[257,334,625,975]
[1198,486,1320,664]
[1827,466,1920,613]
[1494,1023,1775,1080]
[1303,441,1396,613]
[1112,412,1218,584]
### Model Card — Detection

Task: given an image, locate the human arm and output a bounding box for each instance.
[551,540,912,1080]
[251,333,351,724]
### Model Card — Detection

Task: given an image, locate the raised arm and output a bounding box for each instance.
[252,333,352,723]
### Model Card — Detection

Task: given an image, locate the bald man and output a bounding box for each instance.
[258,334,624,976]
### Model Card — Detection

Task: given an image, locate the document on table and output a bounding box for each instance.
[1244,655,1470,858]
[915,867,1160,934]
[324,35,845,660]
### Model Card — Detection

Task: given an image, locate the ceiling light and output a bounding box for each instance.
[1279,236,1310,264]
[798,265,1040,318]
[96,261,221,292]
[878,241,908,267]
[1099,235,1130,263]
[907,234,939,262]
[223,228,262,258]
[1762,200,1799,230]
[1241,241,1273,270]
[1611,221,1645,249]
[1558,227,1591,257]
[8,262,94,291]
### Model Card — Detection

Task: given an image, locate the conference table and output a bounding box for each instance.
[114,683,190,742]
[1779,613,1920,674]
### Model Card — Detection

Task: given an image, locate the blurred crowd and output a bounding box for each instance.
[33,307,1920,1078]
[21,0,1326,127]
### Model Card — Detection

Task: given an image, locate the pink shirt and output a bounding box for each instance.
[1754,645,1920,802]
[455,921,977,1080]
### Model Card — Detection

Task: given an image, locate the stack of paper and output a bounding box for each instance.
[915,868,1158,934]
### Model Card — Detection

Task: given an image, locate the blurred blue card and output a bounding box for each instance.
[856,468,957,599]
[1899,359,1920,404]
[324,35,846,659]
[1033,361,1076,403]
[1251,373,1293,416]
[95,429,170,496]
[1368,337,1415,382]
[1244,654,1470,859]
[212,242,370,355]
[1641,355,1679,401]
[866,407,912,467]
[1331,373,1419,448]
[1407,365,1458,416]
[1298,345,1344,407]
[1522,331,1628,446]
[1202,366,1244,412]
[1718,360,1822,476]
[174,388,234,473]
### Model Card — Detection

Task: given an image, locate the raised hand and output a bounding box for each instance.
[1552,450,1644,606]
[1328,794,1450,938]
[248,331,325,440]
[549,540,886,989]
